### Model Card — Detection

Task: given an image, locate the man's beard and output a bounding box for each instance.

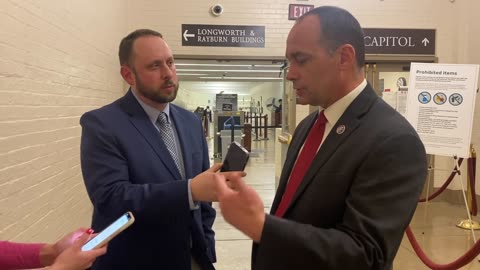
[135,74,179,104]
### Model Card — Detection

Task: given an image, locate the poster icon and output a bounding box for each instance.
[418,92,431,104]
[433,93,447,105]
[449,93,463,106]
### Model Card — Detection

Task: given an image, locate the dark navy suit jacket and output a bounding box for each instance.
[252,85,426,270]
[80,90,216,270]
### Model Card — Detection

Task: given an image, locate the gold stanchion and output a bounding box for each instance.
[457,144,480,230]
[456,220,480,230]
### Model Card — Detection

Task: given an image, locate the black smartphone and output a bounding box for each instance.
[221,141,249,172]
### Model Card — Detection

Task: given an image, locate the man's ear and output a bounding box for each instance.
[120,65,135,86]
[337,44,356,71]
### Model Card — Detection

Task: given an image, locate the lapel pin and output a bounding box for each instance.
[336,125,346,135]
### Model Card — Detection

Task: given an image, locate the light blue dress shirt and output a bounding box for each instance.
[132,89,198,210]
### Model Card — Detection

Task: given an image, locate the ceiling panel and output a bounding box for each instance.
[180,81,261,95]
[176,58,285,95]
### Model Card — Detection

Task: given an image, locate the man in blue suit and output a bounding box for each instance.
[80,29,240,270]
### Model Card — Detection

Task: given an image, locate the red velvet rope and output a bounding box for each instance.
[406,157,480,269]
[406,226,480,270]
[418,158,463,203]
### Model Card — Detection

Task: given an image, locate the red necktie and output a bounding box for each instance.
[275,111,328,217]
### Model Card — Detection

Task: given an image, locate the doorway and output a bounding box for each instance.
[172,57,287,160]
[364,55,437,95]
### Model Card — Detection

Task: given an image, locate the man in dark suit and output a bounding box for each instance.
[80,29,243,270]
[215,6,427,270]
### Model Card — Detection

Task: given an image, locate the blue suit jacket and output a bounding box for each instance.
[80,90,216,270]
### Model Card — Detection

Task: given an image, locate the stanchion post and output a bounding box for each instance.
[423,155,434,225]
[264,115,268,140]
[254,114,259,140]
[259,115,263,137]
[230,120,234,144]
[455,155,479,243]
[467,144,477,216]
[457,145,480,231]
[204,114,209,138]
[244,123,252,152]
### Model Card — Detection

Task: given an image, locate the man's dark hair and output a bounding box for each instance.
[299,6,365,68]
[119,29,163,66]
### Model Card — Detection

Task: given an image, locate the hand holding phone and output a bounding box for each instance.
[81,212,135,251]
[221,141,249,172]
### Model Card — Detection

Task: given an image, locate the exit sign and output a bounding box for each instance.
[289,4,314,20]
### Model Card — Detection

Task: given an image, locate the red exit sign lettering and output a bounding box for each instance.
[289,4,314,20]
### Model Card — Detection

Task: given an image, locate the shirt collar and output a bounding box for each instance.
[322,79,367,126]
[131,88,171,124]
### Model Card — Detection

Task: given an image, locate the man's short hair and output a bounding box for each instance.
[118,29,163,66]
[300,6,365,68]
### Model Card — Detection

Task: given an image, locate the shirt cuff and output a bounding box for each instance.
[188,179,200,210]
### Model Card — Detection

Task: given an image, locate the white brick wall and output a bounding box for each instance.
[0,0,127,242]
[126,0,462,63]
[126,0,295,57]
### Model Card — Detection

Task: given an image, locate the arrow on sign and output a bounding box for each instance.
[422,38,430,46]
[183,30,195,41]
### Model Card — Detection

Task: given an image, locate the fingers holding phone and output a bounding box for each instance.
[220,142,249,172]
[49,232,107,270]
[191,142,249,202]
[191,169,222,202]
[207,162,247,180]
[82,212,134,251]
[206,163,223,173]
[220,141,249,189]
[220,171,247,190]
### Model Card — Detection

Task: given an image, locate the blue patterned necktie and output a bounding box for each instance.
[157,112,184,179]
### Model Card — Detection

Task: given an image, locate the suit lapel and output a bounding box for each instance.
[270,113,317,213]
[280,85,379,216]
[119,90,182,180]
[288,113,361,208]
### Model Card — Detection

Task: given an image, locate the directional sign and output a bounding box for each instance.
[422,38,429,47]
[363,28,435,55]
[183,30,194,41]
[182,24,265,48]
